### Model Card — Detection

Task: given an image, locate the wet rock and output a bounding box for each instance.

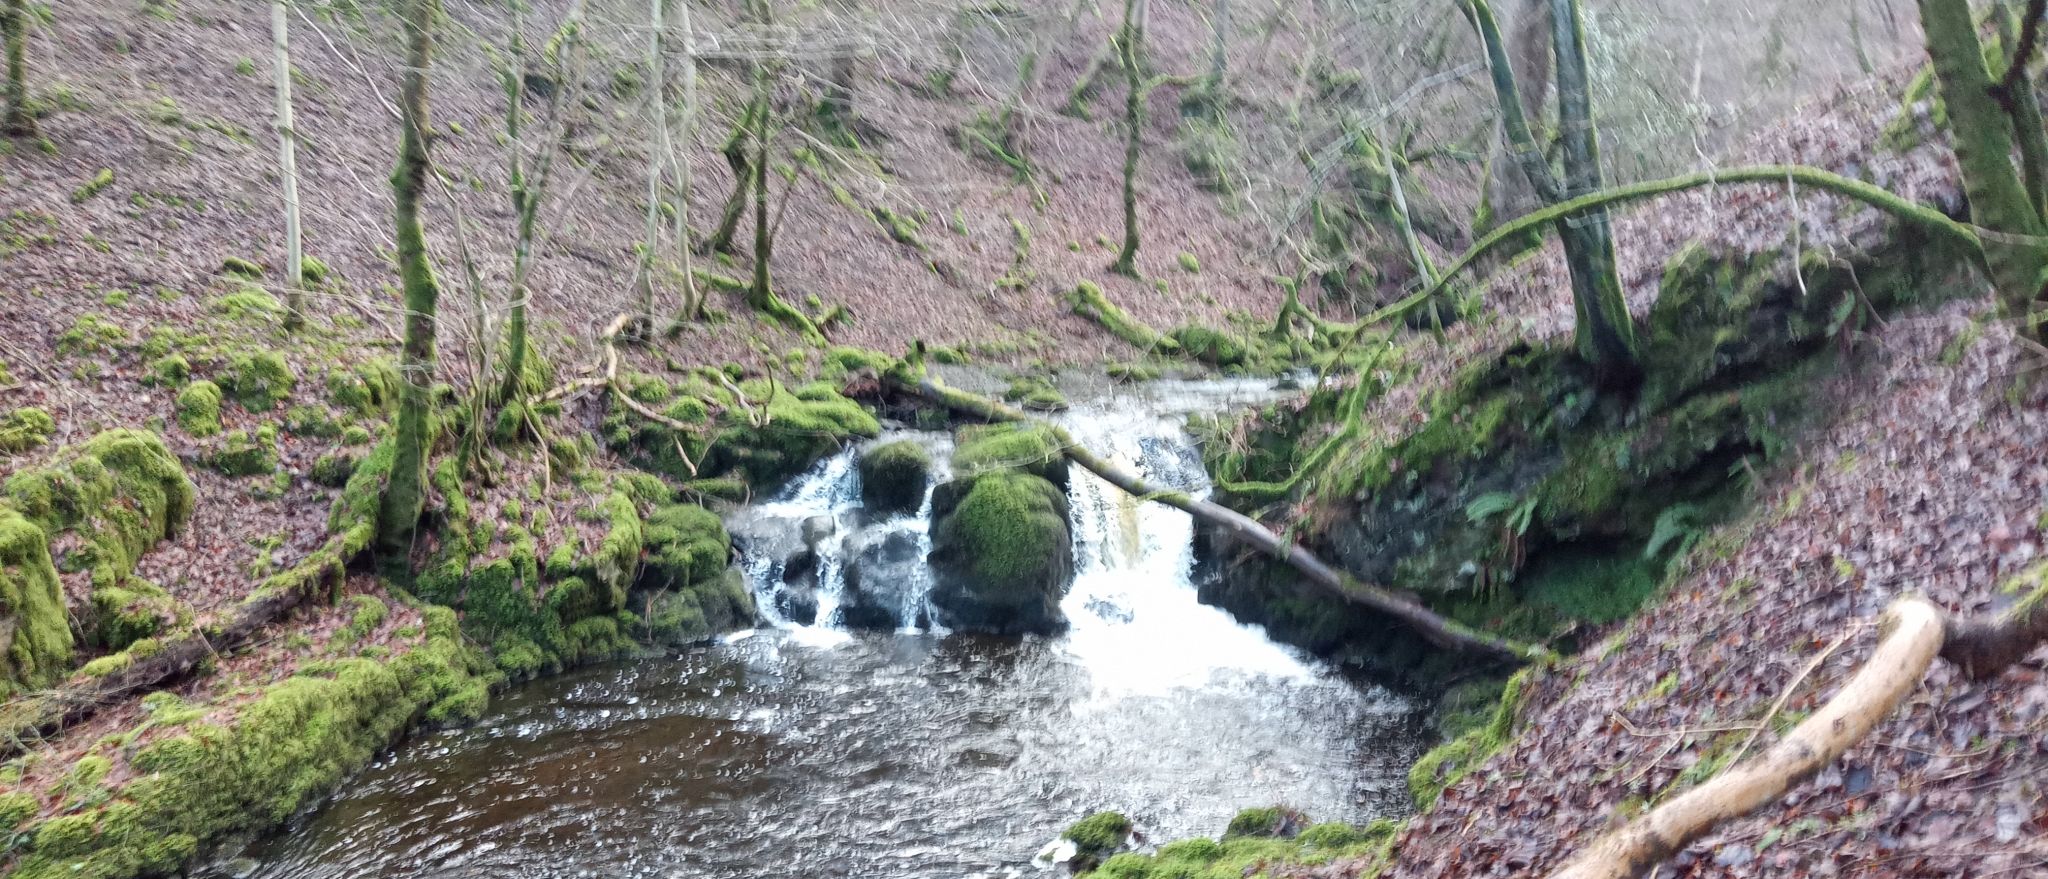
[776,583,819,626]
[800,515,836,548]
[857,440,932,516]
[927,471,1072,635]
[838,528,925,630]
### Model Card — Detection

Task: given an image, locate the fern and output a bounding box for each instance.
[1465,491,1518,523]
[1645,503,1705,560]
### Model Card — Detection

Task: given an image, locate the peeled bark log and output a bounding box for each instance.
[893,375,1551,665]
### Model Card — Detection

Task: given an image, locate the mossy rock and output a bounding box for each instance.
[173,381,223,438]
[1001,375,1068,412]
[1167,326,1249,368]
[1,430,195,695]
[857,440,931,515]
[927,471,1072,635]
[0,507,71,697]
[325,359,399,415]
[950,422,1068,487]
[0,407,56,453]
[221,351,296,411]
[1223,806,1309,839]
[206,427,278,478]
[308,451,360,488]
[1,606,493,879]
[1063,811,1134,869]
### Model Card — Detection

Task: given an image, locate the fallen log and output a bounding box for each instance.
[1549,586,2048,879]
[893,374,1553,665]
[0,523,367,757]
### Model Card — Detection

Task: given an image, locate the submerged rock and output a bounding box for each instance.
[857,440,932,516]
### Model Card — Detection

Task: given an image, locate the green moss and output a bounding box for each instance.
[4,604,491,879]
[0,407,57,453]
[208,287,282,322]
[309,451,358,488]
[0,507,71,697]
[929,471,1069,601]
[72,168,115,203]
[1176,252,1201,273]
[219,256,264,279]
[1002,375,1068,412]
[858,441,932,515]
[951,422,1068,486]
[1088,819,1401,879]
[334,595,388,646]
[1409,667,1537,809]
[299,255,331,285]
[1064,811,1134,861]
[145,354,190,387]
[1167,326,1249,368]
[222,351,296,411]
[698,382,880,486]
[326,359,399,414]
[89,579,179,649]
[1067,282,1179,353]
[57,314,131,357]
[173,381,222,438]
[1223,806,1305,839]
[206,427,278,478]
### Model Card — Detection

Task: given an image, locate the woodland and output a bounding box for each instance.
[0,0,2046,877]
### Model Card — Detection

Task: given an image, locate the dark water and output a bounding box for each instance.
[221,381,1428,879]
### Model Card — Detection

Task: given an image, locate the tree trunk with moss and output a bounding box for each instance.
[3,0,33,137]
[705,101,755,255]
[380,0,443,555]
[1465,0,1638,384]
[1924,0,2048,334]
[748,54,774,314]
[1109,0,1145,277]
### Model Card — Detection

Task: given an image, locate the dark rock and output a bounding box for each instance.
[927,471,1072,635]
[837,528,925,630]
[857,440,933,515]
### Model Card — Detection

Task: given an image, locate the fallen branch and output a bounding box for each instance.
[893,374,1552,665]
[1550,582,2048,879]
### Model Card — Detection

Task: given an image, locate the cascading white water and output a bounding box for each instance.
[729,378,1336,690]
[222,379,1426,879]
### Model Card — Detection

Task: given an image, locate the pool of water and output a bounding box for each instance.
[217,380,1428,879]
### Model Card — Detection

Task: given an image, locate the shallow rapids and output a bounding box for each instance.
[216,379,1427,879]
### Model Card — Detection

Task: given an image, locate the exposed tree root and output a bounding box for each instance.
[892,374,1552,665]
[1550,583,2048,879]
[545,313,710,473]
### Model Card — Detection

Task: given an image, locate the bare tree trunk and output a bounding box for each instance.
[1109,0,1146,277]
[1,0,29,137]
[670,0,701,325]
[635,0,668,334]
[749,51,774,313]
[378,0,443,554]
[705,104,753,254]
[273,1,305,331]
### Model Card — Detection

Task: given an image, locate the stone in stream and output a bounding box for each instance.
[926,471,1073,635]
[856,440,932,516]
[837,527,924,629]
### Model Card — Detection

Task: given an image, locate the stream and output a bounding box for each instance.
[216,380,1428,879]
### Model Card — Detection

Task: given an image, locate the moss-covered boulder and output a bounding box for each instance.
[1063,811,1135,872]
[221,350,296,411]
[857,440,931,515]
[0,507,70,697]
[0,407,56,453]
[1001,375,1069,412]
[1168,326,1250,368]
[206,426,279,478]
[174,381,223,437]
[1,430,196,675]
[928,471,1072,635]
[636,502,755,646]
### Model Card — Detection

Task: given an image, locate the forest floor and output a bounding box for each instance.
[4,0,2040,877]
[1254,75,2048,879]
